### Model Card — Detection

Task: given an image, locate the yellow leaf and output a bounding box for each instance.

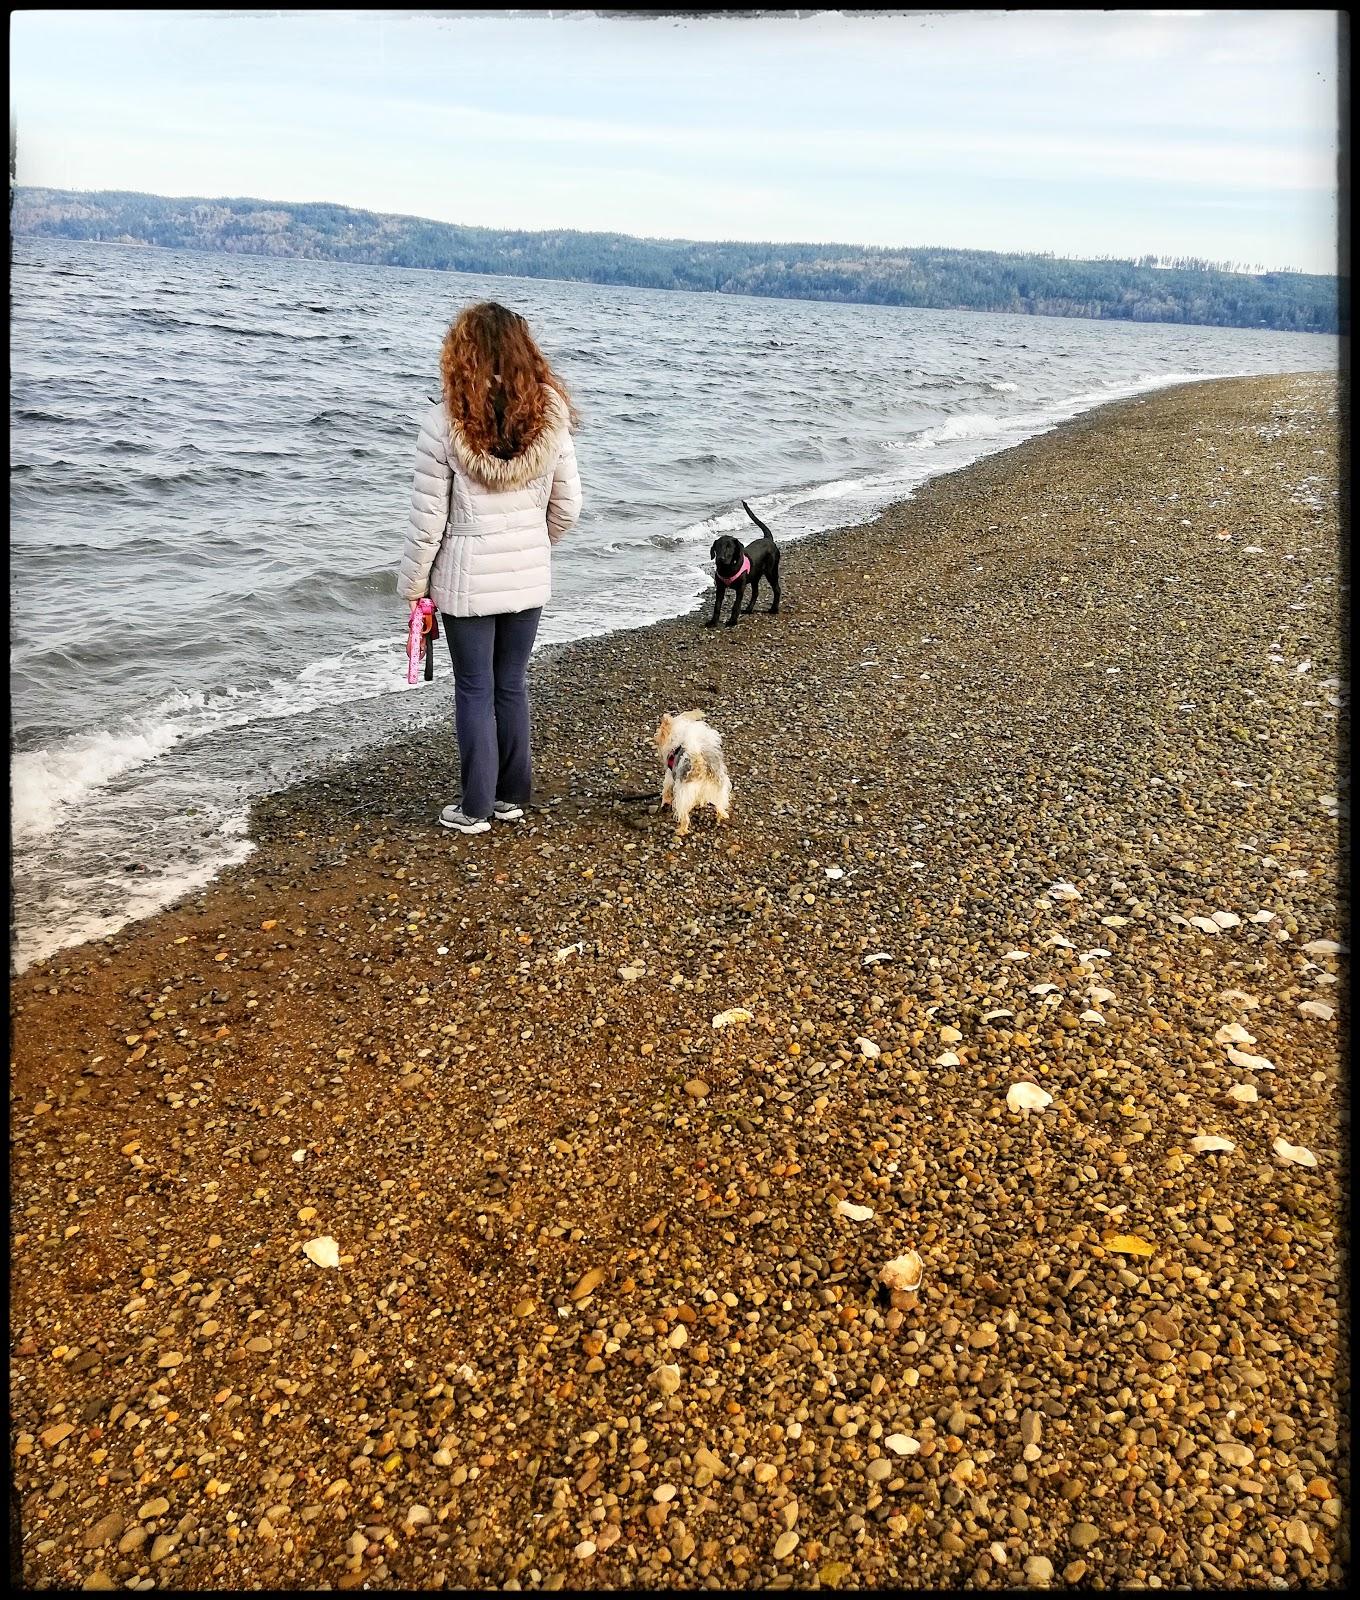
[1104,1233,1155,1257]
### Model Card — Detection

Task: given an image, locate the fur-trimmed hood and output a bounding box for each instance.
[447,387,571,492]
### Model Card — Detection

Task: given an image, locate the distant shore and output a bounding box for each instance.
[11,373,1343,1591]
[11,191,1342,332]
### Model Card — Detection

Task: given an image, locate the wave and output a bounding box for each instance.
[10,629,421,846]
[276,567,396,612]
[12,693,210,844]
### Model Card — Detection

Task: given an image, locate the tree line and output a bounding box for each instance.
[10,187,1342,334]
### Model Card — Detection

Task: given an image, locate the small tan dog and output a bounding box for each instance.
[654,710,732,837]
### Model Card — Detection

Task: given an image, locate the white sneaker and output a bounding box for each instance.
[437,805,490,834]
[492,801,524,822]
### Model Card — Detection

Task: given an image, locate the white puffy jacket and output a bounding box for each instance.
[398,386,581,616]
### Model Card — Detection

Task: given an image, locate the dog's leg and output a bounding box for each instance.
[672,785,694,837]
[768,557,781,614]
[744,571,760,612]
[716,773,732,825]
[726,580,744,626]
[661,771,673,809]
[705,586,724,628]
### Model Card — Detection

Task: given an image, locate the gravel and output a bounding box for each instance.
[10,373,1343,1589]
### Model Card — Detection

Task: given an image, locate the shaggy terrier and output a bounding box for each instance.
[653,710,732,837]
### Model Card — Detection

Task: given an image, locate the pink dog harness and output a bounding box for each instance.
[716,554,750,587]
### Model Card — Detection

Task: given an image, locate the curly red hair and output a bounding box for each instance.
[440,302,578,460]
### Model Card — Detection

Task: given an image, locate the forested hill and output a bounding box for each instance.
[10,186,1342,333]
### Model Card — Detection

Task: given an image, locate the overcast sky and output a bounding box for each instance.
[8,9,1341,272]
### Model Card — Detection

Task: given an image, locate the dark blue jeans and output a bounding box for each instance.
[442,608,542,819]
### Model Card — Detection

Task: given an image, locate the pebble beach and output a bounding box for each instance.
[9,372,1345,1590]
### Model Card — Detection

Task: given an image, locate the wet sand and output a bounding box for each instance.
[10,372,1345,1590]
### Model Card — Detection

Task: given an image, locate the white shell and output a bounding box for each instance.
[935,1051,961,1066]
[1029,983,1059,995]
[712,1008,753,1028]
[302,1236,341,1270]
[885,1433,920,1456]
[1088,986,1115,1005]
[1249,910,1277,924]
[1272,1137,1318,1168]
[836,1201,875,1222]
[1299,1000,1335,1021]
[1079,949,1110,963]
[879,1251,924,1293]
[1100,915,1129,927]
[1211,911,1241,929]
[1227,1084,1258,1103]
[1189,1135,1236,1154]
[863,952,893,966]
[1049,882,1081,901]
[1214,1022,1256,1046]
[855,1036,882,1059]
[1044,935,1076,950]
[982,1009,1013,1021]
[1007,1082,1052,1114]
[1302,939,1342,956]
[1189,916,1221,934]
[1080,1010,1105,1025]
[1001,950,1029,961]
[824,866,845,880]
[1226,1047,1275,1072]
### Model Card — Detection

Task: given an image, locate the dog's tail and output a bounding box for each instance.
[742,500,776,543]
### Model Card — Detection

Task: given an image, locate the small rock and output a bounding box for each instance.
[82,1512,124,1549]
[571,1267,607,1301]
[1285,1519,1314,1553]
[879,1252,923,1293]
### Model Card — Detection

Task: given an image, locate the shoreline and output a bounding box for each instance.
[11,372,1344,1591]
[10,369,1296,977]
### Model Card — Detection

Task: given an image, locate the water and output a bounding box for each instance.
[9,236,1338,970]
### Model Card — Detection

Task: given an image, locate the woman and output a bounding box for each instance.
[399,302,582,834]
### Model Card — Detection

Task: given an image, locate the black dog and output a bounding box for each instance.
[706,501,782,628]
